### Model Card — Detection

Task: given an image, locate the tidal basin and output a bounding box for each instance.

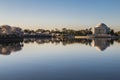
[0,38,120,80]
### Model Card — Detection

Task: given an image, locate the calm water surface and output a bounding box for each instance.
[0,38,120,80]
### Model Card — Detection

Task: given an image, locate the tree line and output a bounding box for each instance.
[23,28,120,36]
[23,28,93,36]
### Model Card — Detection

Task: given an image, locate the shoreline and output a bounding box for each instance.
[75,36,120,39]
[0,35,118,40]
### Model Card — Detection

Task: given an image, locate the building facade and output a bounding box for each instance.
[93,23,110,37]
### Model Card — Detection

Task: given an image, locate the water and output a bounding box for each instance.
[0,38,120,80]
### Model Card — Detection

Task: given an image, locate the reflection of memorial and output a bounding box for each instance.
[0,38,118,55]
[92,38,111,51]
[0,43,23,55]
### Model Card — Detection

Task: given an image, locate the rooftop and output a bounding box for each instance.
[95,23,109,29]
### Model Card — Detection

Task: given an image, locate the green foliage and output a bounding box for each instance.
[61,28,93,36]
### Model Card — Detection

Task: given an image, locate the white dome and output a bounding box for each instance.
[95,23,109,29]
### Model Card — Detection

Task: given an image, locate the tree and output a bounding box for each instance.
[24,29,30,34]
[110,29,115,35]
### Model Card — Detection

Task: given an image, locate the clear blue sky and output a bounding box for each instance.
[0,0,120,30]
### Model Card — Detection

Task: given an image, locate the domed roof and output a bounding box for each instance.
[95,23,109,29]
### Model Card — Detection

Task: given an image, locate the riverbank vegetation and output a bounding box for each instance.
[0,25,119,39]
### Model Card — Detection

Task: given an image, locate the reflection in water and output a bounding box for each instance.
[24,38,92,46]
[92,38,112,51]
[0,38,119,55]
[0,42,23,55]
[24,38,120,51]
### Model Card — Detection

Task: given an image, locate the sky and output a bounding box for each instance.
[0,0,120,30]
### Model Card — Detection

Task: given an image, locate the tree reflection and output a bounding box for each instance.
[0,38,120,56]
[23,38,92,46]
[24,38,120,51]
[0,41,23,55]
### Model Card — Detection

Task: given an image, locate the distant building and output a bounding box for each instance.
[93,23,110,37]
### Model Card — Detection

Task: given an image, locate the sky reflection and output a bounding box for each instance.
[0,38,120,80]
